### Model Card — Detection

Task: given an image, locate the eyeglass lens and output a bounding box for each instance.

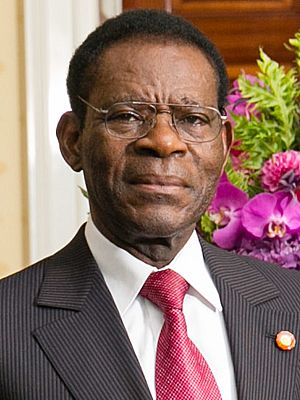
[105,102,222,142]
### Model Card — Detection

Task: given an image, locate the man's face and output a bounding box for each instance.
[66,40,232,242]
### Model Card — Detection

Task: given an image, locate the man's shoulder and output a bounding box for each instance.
[200,237,300,287]
[0,256,49,299]
[237,249,300,290]
[0,224,88,288]
[0,224,97,313]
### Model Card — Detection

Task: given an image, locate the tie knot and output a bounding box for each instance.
[140,269,189,313]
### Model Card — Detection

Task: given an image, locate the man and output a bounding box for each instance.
[1,9,300,400]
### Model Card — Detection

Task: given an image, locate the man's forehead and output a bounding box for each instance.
[87,40,217,107]
[94,39,215,84]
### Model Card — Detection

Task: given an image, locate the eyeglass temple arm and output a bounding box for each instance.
[77,95,108,114]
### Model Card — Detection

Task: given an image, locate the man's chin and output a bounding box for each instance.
[122,211,197,239]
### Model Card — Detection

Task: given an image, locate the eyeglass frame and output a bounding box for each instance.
[77,95,228,144]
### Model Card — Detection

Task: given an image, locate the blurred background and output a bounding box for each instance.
[0,0,299,279]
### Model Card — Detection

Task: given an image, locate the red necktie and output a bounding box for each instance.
[140,269,222,400]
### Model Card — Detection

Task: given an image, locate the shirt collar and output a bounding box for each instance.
[85,216,222,316]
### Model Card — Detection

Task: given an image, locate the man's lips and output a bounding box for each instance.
[127,174,190,193]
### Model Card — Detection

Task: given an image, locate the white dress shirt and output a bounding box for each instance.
[85,217,237,400]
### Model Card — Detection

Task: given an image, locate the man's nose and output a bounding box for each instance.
[133,115,188,157]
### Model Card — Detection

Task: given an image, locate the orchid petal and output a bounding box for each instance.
[241,193,278,238]
[213,213,243,250]
[280,195,300,231]
[219,172,229,184]
[211,182,248,211]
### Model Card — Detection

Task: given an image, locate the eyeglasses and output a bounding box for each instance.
[77,96,227,143]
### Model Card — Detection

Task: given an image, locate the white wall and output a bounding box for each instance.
[0,0,122,278]
[0,0,27,278]
[24,0,104,263]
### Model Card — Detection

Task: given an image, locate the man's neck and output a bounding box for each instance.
[91,216,195,268]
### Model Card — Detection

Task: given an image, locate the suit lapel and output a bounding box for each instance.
[201,238,300,400]
[32,227,300,399]
[33,226,152,400]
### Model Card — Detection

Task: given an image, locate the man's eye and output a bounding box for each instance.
[179,113,210,126]
[108,111,143,123]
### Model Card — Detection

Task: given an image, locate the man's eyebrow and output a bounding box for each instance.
[99,96,205,108]
[100,95,149,108]
[179,97,202,105]
[122,97,202,104]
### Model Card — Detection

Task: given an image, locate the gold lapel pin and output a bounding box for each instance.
[275,331,296,351]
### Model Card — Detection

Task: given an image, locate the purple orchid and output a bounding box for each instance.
[226,74,263,122]
[209,177,248,249]
[241,192,300,239]
[237,234,300,269]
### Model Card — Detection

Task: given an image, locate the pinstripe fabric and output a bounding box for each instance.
[1,226,300,399]
[0,226,152,400]
[200,237,300,400]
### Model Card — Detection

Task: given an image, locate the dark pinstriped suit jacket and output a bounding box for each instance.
[1,225,300,400]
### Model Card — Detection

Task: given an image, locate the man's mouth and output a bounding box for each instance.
[128,174,190,194]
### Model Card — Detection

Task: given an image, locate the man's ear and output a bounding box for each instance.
[56,111,83,172]
[220,120,234,171]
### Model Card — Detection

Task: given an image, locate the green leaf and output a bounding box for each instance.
[286,31,300,71]
[198,213,216,242]
[228,42,300,188]
[78,186,89,199]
